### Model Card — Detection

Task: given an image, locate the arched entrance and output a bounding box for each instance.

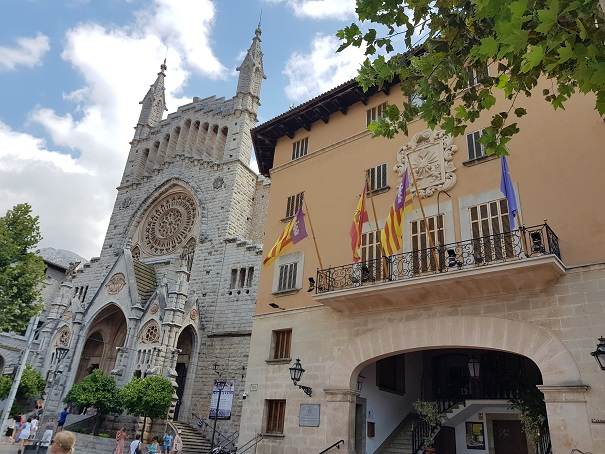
[74,305,127,383]
[174,325,196,420]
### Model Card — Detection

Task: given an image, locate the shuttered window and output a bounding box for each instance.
[285,192,304,218]
[466,65,488,87]
[411,215,445,273]
[291,137,309,160]
[272,329,292,360]
[360,230,384,281]
[266,400,286,434]
[277,262,298,292]
[366,163,388,192]
[470,199,514,262]
[466,130,485,161]
[366,102,387,126]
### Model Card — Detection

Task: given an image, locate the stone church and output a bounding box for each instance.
[32,25,268,438]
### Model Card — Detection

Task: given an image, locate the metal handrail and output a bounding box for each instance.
[191,412,238,450]
[536,427,551,454]
[316,223,560,294]
[237,433,263,454]
[411,399,463,454]
[318,440,344,453]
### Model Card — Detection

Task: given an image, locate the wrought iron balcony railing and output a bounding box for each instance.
[316,224,560,294]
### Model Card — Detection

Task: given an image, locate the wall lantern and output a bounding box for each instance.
[591,337,605,371]
[289,358,312,397]
[530,231,545,254]
[55,347,69,365]
[468,357,481,378]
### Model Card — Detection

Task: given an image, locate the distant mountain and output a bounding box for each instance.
[37,247,86,270]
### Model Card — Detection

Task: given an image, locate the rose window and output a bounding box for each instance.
[142,322,160,344]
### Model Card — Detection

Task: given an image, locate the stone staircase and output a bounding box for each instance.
[172,421,212,454]
[377,414,418,454]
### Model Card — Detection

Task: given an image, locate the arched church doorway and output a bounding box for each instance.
[74,305,127,383]
[353,348,543,454]
[174,325,195,420]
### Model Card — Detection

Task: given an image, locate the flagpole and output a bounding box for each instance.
[515,181,529,256]
[365,172,380,232]
[405,153,439,266]
[303,198,324,269]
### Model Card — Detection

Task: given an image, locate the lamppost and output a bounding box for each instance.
[591,337,605,371]
[289,358,313,397]
[210,379,227,452]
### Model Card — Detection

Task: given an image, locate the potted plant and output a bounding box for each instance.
[414,400,442,454]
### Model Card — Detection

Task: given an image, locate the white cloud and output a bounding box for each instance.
[266,0,356,20]
[0,0,226,258]
[0,33,50,71]
[283,33,365,103]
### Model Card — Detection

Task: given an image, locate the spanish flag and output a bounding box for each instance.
[263,207,308,265]
[350,182,369,262]
[381,169,413,256]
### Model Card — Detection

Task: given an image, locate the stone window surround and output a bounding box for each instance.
[272,251,304,294]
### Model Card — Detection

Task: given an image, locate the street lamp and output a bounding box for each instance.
[289,358,312,397]
[55,347,69,365]
[210,379,227,451]
[591,337,605,371]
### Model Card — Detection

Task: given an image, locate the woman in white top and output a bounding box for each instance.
[30,416,39,439]
[17,418,32,453]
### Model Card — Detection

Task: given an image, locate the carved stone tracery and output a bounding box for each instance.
[142,191,197,255]
[56,327,71,347]
[106,273,126,295]
[140,321,161,344]
[395,129,458,198]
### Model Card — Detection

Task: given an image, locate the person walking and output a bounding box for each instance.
[30,415,39,439]
[147,436,160,454]
[114,427,127,454]
[49,430,76,454]
[171,430,182,454]
[162,432,173,454]
[57,406,69,432]
[130,434,142,454]
[16,418,32,454]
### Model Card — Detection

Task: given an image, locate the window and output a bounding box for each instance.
[285,192,304,219]
[272,329,292,360]
[265,400,286,434]
[376,354,405,395]
[246,267,255,287]
[291,137,309,160]
[231,267,254,289]
[230,269,238,289]
[359,230,385,282]
[466,130,485,161]
[366,164,388,192]
[277,262,298,292]
[409,92,425,108]
[411,215,445,273]
[238,267,247,288]
[366,102,387,126]
[470,199,515,262]
[465,65,488,88]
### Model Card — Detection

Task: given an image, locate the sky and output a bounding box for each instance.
[0,0,368,259]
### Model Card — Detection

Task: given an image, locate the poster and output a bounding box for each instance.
[465,421,485,450]
[209,379,235,420]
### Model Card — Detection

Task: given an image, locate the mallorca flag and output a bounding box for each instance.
[380,169,413,256]
[263,207,308,265]
[350,182,369,262]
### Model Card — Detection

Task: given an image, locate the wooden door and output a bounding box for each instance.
[493,420,528,454]
[434,426,457,454]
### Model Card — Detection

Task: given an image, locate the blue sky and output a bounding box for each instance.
[0,0,365,258]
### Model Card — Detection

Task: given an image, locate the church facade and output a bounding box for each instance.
[35,26,268,437]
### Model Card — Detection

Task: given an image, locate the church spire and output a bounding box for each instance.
[134,60,168,140]
[236,24,266,103]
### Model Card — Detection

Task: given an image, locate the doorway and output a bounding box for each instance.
[354,398,366,454]
[493,420,528,454]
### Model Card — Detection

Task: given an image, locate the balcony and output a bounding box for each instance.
[314,224,565,313]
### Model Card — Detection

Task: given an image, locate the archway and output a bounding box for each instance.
[174,325,196,420]
[74,305,127,383]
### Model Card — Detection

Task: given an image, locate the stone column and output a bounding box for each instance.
[324,388,357,453]
[538,385,594,454]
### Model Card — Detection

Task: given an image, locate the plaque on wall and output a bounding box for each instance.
[299,404,320,427]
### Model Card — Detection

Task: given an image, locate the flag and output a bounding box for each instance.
[263,207,308,265]
[381,169,413,256]
[349,182,369,262]
[500,156,518,230]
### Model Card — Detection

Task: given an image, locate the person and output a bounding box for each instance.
[171,431,182,454]
[30,415,39,439]
[49,430,76,454]
[114,427,127,454]
[16,418,32,454]
[13,415,24,443]
[5,417,15,441]
[57,406,69,432]
[162,432,173,454]
[147,436,159,454]
[130,434,142,454]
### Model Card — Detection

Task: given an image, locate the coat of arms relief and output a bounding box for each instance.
[394,129,457,198]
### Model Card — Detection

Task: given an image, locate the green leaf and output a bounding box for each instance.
[557,42,574,64]
[497,74,510,89]
[576,18,587,40]
[521,46,545,73]
[477,37,499,58]
[514,107,527,117]
[536,0,559,35]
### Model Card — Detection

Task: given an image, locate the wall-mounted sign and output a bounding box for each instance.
[209,380,235,420]
[465,421,485,450]
[591,418,605,424]
[299,404,320,427]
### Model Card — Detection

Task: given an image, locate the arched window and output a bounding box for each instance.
[139,320,161,344]
[181,238,196,277]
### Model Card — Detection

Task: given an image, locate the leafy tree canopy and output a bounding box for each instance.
[338,0,605,155]
[17,364,45,400]
[120,375,173,419]
[0,203,45,333]
[0,375,11,400]
[65,369,122,416]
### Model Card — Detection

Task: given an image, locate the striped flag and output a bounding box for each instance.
[381,169,413,256]
[350,182,369,262]
[263,207,308,266]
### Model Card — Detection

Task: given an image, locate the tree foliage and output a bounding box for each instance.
[17,364,45,400]
[510,386,548,442]
[65,369,123,415]
[338,0,605,155]
[120,375,173,419]
[0,375,11,400]
[0,203,45,333]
